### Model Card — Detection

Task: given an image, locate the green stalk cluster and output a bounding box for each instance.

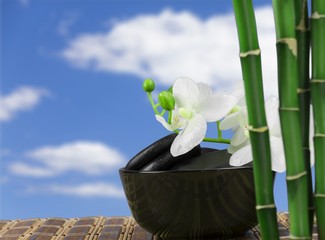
[311,0,325,238]
[272,0,310,238]
[232,1,279,239]
[295,0,314,233]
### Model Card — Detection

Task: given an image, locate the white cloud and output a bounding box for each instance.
[9,141,126,177]
[9,163,56,177]
[26,182,124,198]
[62,7,278,97]
[49,182,124,198]
[0,86,48,122]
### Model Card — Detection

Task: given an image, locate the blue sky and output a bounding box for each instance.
[0,0,294,220]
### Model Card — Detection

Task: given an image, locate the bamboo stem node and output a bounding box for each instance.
[297,88,310,93]
[247,125,268,133]
[310,12,325,19]
[296,22,309,32]
[311,79,325,83]
[289,235,311,240]
[286,171,307,181]
[296,0,309,32]
[314,133,325,138]
[315,193,325,198]
[296,26,310,32]
[276,38,297,57]
[255,204,276,210]
[279,107,300,111]
[239,49,261,57]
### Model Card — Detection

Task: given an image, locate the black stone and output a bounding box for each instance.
[125,133,177,170]
[200,147,218,154]
[140,145,201,171]
[171,148,232,170]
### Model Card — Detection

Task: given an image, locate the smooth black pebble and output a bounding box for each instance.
[125,133,177,170]
[140,145,201,171]
[171,148,232,170]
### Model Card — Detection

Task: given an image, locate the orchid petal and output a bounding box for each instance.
[173,77,199,109]
[171,114,206,156]
[270,136,286,172]
[198,93,238,122]
[227,139,250,154]
[230,136,286,172]
[310,143,315,168]
[229,145,253,166]
[231,127,248,147]
[230,81,246,104]
[197,82,213,97]
[155,115,176,131]
[265,96,281,137]
[219,111,240,130]
[173,111,187,129]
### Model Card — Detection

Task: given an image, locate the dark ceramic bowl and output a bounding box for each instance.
[119,166,257,239]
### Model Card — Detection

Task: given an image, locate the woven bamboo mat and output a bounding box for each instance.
[0,212,318,240]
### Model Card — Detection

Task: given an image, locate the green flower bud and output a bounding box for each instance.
[168,86,173,93]
[158,91,175,111]
[142,79,155,93]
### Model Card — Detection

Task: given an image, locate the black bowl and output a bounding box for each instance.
[119,165,257,238]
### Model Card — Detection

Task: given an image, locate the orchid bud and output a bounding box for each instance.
[158,91,175,111]
[142,79,155,93]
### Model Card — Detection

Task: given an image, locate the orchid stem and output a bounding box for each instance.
[203,137,230,144]
[217,121,223,139]
[168,111,172,124]
[160,110,166,117]
[204,121,230,144]
[147,92,160,115]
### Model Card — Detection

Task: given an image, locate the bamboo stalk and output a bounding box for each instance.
[310,0,325,238]
[295,0,314,233]
[232,1,279,239]
[272,0,311,238]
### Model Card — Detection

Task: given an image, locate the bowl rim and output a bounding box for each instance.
[119,165,253,174]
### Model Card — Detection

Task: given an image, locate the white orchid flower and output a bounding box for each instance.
[156,77,238,157]
[220,96,286,172]
[155,110,186,131]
